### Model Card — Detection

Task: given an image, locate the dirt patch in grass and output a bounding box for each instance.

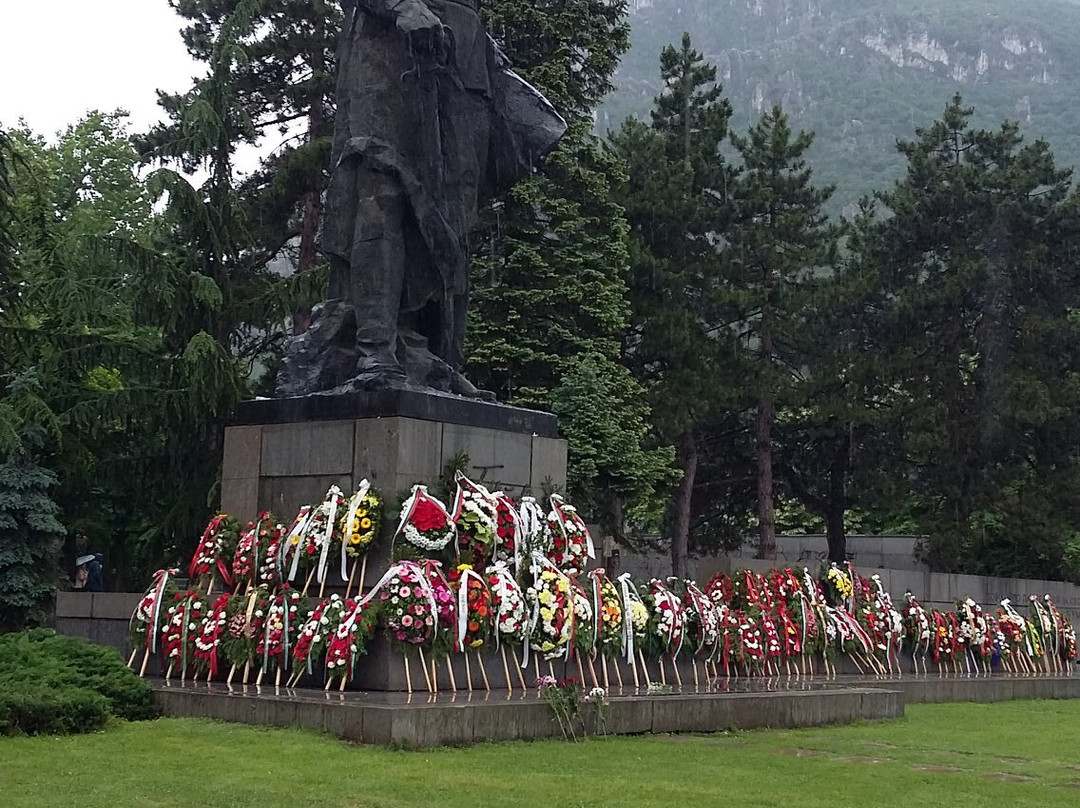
[839,755,889,764]
[910,765,964,773]
[774,748,825,757]
[984,773,1037,783]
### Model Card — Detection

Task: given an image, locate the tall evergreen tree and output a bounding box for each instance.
[866,96,1080,579]
[727,105,838,560]
[609,34,734,575]
[153,0,341,332]
[469,0,673,531]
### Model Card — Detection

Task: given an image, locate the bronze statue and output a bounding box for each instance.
[275,0,566,399]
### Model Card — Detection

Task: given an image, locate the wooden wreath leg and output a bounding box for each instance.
[514,650,528,692]
[500,646,512,694]
[477,652,491,692]
[207,575,214,598]
[207,666,214,685]
[638,649,652,687]
[672,656,683,689]
[275,667,282,688]
[465,652,475,693]
[430,655,439,695]
[659,657,667,686]
[317,575,327,600]
[587,654,600,688]
[612,656,622,689]
[692,659,700,690]
[243,660,252,685]
[630,653,640,689]
[548,660,556,681]
[344,559,358,601]
[301,568,315,598]
[602,655,611,690]
[164,661,174,682]
[447,656,459,693]
[576,655,586,688]
[404,654,413,695]
[418,647,433,694]
[255,665,265,687]
[139,649,151,678]
[357,556,368,596]
[226,664,237,686]
[127,648,139,668]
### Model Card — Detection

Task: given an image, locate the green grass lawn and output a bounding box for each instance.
[4,702,1080,807]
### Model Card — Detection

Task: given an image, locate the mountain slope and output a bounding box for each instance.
[600,0,1080,210]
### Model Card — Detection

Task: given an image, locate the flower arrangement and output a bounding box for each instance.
[824,563,854,606]
[395,486,455,556]
[486,562,527,645]
[448,564,493,650]
[588,570,624,658]
[376,561,438,648]
[254,587,304,675]
[220,586,272,672]
[681,580,719,662]
[902,591,932,660]
[518,496,551,556]
[339,480,382,561]
[128,568,179,662]
[546,494,593,576]
[232,513,281,593]
[189,514,241,592]
[492,492,520,568]
[161,590,205,676]
[293,594,354,675]
[452,474,499,569]
[192,593,231,676]
[732,609,765,668]
[570,578,595,660]
[323,599,379,681]
[292,486,347,589]
[524,558,573,661]
[642,578,685,659]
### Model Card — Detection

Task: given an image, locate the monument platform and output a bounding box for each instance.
[150,678,904,747]
[147,674,1080,748]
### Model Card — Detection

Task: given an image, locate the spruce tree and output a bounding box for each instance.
[470,0,674,530]
[609,34,734,575]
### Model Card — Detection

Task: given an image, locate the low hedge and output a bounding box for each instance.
[0,629,158,735]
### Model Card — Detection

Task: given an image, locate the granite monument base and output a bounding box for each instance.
[221,389,568,570]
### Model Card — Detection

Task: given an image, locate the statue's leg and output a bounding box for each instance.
[350,168,408,381]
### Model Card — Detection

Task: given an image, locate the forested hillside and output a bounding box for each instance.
[601,0,1080,209]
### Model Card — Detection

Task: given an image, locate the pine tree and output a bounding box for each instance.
[727,105,838,560]
[609,34,734,575]
[866,95,1080,579]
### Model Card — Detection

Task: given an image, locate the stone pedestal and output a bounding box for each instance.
[221,388,567,556]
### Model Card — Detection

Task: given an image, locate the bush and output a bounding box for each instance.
[0,629,158,735]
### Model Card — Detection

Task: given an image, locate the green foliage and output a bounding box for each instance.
[0,629,157,735]
[0,424,64,632]
[857,95,1080,579]
[470,0,668,529]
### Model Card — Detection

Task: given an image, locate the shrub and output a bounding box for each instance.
[0,629,158,734]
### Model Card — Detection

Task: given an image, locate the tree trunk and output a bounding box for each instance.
[756,396,776,559]
[671,429,698,579]
[824,505,846,564]
[756,283,777,559]
[825,427,850,563]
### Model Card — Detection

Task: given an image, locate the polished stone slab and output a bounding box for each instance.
[236,389,559,438]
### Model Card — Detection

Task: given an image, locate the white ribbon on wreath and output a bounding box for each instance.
[616,571,639,665]
[283,505,313,583]
[455,566,488,651]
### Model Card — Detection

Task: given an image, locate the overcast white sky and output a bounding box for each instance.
[0,2,201,137]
